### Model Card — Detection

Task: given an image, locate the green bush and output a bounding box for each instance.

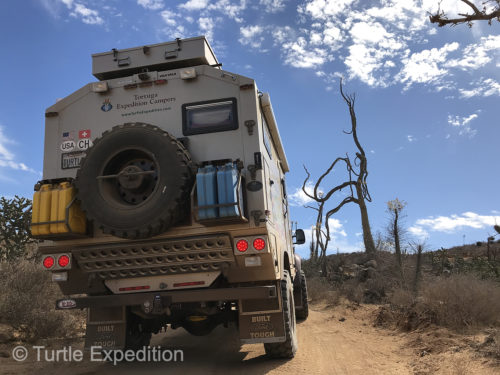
[0,260,84,341]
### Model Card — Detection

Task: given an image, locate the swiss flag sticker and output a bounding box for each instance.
[79,129,91,139]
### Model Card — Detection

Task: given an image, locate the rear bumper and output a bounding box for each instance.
[56,285,277,310]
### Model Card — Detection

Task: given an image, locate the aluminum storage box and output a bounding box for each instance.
[92,36,219,80]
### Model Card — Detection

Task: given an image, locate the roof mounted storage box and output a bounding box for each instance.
[92,36,219,80]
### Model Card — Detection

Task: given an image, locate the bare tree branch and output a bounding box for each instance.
[302,79,376,259]
[429,0,500,27]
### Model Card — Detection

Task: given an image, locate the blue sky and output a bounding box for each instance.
[0,0,499,258]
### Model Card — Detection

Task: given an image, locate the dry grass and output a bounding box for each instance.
[387,274,500,332]
[420,275,500,331]
[0,260,84,341]
[307,277,340,306]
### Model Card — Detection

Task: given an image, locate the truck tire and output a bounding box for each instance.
[75,123,194,239]
[295,270,309,320]
[264,270,298,358]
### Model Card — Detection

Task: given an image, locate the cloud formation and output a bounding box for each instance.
[0,126,37,173]
[409,212,500,239]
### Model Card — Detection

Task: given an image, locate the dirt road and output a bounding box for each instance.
[1,303,497,375]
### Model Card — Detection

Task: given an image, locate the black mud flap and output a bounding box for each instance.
[84,306,127,350]
[238,283,286,344]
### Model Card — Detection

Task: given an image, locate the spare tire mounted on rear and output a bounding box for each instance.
[75,123,194,239]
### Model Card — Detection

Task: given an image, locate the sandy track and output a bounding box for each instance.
[1,304,497,374]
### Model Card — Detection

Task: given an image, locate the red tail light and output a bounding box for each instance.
[58,255,70,268]
[173,281,205,288]
[253,238,266,251]
[43,256,55,269]
[236,239,249,252]
[118,285,151,292]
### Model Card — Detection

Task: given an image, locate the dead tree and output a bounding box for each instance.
[302,79,376,255]
[387,198,407,283]
[430,0,500,27]
[304,198,331,275]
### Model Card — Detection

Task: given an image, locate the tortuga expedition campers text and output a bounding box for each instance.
[101,94,176,112]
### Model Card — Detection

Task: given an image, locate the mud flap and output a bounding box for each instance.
[238,283,286,344]
[84,306,127,350]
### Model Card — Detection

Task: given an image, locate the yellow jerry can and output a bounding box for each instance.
[54,182,86,234]
[31,184,52,236]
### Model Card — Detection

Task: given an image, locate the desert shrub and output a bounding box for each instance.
[340,279,364,304]
[0,260,84,341]
[420,274,500,330]
[387,274,500,332]
[307,277,340,305]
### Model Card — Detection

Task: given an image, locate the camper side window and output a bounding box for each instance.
[182,98,238,135]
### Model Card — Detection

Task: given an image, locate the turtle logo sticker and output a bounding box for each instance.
[101,99,112,112]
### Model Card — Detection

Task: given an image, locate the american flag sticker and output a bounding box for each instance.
[62,131,74,140]
[79,129,91,139]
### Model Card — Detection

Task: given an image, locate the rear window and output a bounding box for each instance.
[182,98,238,135]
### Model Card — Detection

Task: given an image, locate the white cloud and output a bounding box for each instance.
[208,0,247,22]
[0,126,37,173]
[299,0,357,20]
[239,25,265,48]
[327,218,347,238]
[199,17,216,42]
[281,37,329,69]
[289,181,323,207]
[410,212,500,236]
[295,218,360,257]
[60,0,73,8]
[445,35,500,71]
[408,225,428,239]
[69,3,103,25]
[137,0,164,10]
[161,10,178,26]
[447,112,479,138]
[178,0,209,11]
[260,0,286,13]
[350,21,392,45]
[459,78,500,98]
[407,135,415,142]
[397,42,459,88]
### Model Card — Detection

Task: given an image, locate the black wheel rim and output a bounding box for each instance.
[98,148,160,207]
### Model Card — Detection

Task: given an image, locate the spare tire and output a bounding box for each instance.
[75,123,194,239]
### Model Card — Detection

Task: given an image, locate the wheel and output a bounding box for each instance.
[125,312,152,350]
[264,270,298,358]
[75,123,194,239]
[182,316,218,336]
[295,270,309,320]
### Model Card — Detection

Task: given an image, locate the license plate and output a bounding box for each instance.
[61,151,86,169]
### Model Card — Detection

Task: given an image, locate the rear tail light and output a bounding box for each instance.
[58,255,70,268]
[42,253,71,270]
[173,281,205,288]
[118,285,151,292]
[253,238,266,251]
[43,256,55,269]
[236,239,249,252]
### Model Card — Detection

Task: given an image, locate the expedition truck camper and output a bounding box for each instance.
[31,36,309,358]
